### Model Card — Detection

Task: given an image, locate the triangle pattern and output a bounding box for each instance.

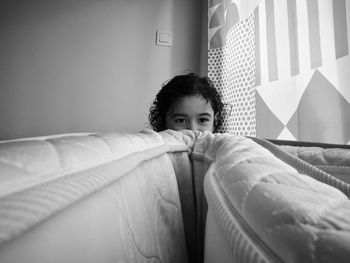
[277,127,297,141]
[256,78,299,125]
[286,110,299,140]
[255,91,284,139]
[297,70,350,144]
[318,55,350,103]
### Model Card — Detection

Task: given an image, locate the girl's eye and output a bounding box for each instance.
[198,118,210,124]
[174,118,187,124]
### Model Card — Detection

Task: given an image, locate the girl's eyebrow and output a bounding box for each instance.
[170,113,213,118]
[198,113,212,117]
[169,113,187,118]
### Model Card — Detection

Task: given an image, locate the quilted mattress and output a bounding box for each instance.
[0,130,189,263]
[1,129,350,263]
[199,134,350,263]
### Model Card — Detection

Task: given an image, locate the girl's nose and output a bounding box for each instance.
[188,120,199,131]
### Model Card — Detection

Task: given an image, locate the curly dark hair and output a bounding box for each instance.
[148,73,224,132]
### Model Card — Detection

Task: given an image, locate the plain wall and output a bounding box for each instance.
[0,0,203,140]
[200,0,208,76]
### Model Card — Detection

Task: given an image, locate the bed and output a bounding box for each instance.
[0,130,349,263]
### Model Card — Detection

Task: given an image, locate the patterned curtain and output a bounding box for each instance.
[208,0,350,144]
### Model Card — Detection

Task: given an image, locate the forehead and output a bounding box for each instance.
[168,95,214,115]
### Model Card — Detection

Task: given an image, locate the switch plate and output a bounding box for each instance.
[156,30,172,46]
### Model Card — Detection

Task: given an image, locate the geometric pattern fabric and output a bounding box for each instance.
[208,3,256,136]
[254,0,350,144]
[289,70,350,144]
[208,0,350,144]
[257,67,350,144]
[255,91,284,139]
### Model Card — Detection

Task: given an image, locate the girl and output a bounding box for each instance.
[149,73,224,132]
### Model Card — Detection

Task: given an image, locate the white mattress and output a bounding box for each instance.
[0,130,190,263]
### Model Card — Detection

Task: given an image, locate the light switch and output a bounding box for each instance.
[156,30,172,46]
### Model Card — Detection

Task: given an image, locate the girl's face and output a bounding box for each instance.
[165,95,215,132]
